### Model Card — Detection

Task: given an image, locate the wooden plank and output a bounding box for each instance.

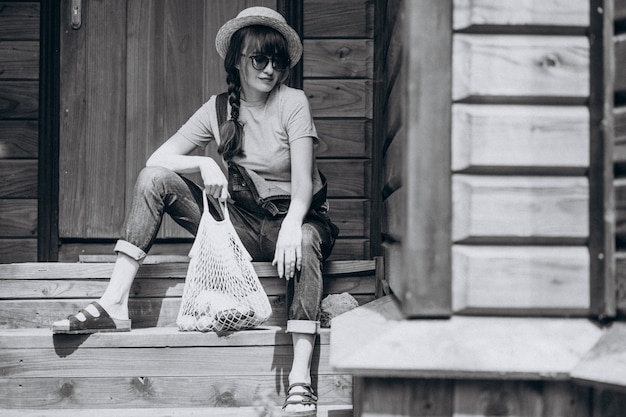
[0,405,353,417]
[453,35,589,100]
[454,381,591,417]
[615,34,626,93]
[0,296,374,329]
[382,125,404,194]
[0,41,38,79]
[56,238,370,262]
[303,0,373,38]
[314,119,371,158]
[0,80,38,119]
[0,2,39,39]
[592,389,626,417]
[0,260,376,279]
[452,105,589,171]
[381,187,404,243]
[0,274,375,299]
[59,0,127,238]
[453,0,589,30]
[0,345,339,378]
[303,39,373,78]
[331,296,603,378]
[318,159,369,198]
[304,79,373,118]
[572,323,626,393]
[615,106,626,164]
[0,375,351,409]
[453,175,589,242]
[399,0,452,317]
[452,245,590,314]
[589,0,616,319]
[0,238,36,263]
[0,120,38,158]
[0,159,37,198]
[327,198,369,237]
[0,199,37,237]
[357,377,453,416]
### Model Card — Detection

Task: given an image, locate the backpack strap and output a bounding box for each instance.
[216,92,229,126]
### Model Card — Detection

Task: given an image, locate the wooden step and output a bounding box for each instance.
[0,260,378,328]
[0,405,353,417]
[0,327,352,410]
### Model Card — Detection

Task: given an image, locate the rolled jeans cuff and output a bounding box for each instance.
[286,320,320,335]
[114,240,147,263]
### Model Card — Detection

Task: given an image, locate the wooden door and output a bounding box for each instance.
[59,0,274,241]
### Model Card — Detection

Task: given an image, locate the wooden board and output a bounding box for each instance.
[0,406,351,417]
[0,41,39,80]
[0,2,40,39]
[0,374,351,409]
[454,380,591,417]
[453,35,589,100]
[617,252,626,315]
[331,296,602,378]
[0,238,37,263]
[453,175,589,242]
[452,245,590,314]
[0,159,37,198]
[398,0,452,317]
[314,119,371,158]
[0,199,37,237]
[304,79,373,118]
[452,104,589,171]
[0,120,38,158]
[59,0,127,238]
[0,80,38,119]
[453,0,589,30]
[303,0,373,38]
[304,39,373,78]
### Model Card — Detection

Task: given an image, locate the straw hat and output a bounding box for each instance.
[215,6,302,67]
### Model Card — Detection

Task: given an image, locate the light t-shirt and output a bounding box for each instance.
[176,84,322,195]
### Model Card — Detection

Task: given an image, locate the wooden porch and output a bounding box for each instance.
[2,0,626,416]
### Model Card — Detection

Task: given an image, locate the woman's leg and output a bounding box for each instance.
[282,222,330,414]
[54,167,204,329]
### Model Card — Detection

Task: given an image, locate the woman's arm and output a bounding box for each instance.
[272,137,314,280]
[146,133,228,200]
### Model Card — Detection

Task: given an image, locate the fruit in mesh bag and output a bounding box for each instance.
[195,290,239,316]
[177,315,197,332]
[196,315,216,332]
[213,308,256,331]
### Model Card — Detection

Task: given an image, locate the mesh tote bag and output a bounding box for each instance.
[177,192,272,332]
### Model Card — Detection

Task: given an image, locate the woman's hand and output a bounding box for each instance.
[273,217,303,280]
[199,158,229,200]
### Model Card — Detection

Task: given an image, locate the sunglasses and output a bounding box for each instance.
[243,54,290,71]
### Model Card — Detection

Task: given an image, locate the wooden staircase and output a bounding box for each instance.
[0,259,378,416]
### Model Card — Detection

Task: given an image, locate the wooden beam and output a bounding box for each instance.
[401,0,452,317]
[589,0,616,319]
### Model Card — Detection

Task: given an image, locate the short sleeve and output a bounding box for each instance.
[284,89,318,144]
[176,95,219,148]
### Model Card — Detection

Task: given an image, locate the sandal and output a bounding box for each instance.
[52,302,131,334]
[281,382,318,417]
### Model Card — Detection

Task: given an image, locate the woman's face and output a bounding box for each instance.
[238,40,285,99]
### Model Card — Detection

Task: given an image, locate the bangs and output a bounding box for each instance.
[243,25,289,60]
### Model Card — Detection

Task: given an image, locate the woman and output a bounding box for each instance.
[52,6,337,416]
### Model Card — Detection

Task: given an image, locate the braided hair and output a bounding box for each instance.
[218,25,290,161]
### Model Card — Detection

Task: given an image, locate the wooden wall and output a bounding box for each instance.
[451,0,593,315]
[302,0,374,260]
[0,1,39,263]
[55,0,374,262]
